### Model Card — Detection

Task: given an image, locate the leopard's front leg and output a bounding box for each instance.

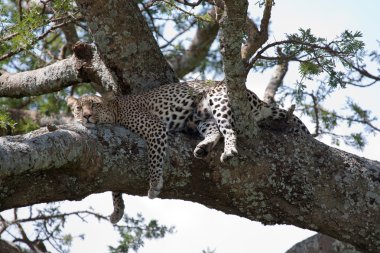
[120,112,167,198]
[146,127,167,198]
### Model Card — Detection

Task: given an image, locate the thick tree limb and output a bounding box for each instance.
[0,42,117,98]
[0,57,79,98]
[0,123,378,252]
[74,0,178,94]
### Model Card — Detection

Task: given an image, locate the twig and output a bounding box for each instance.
[161,0,212,22]
[18,0,23,21]
[160,21,197,49]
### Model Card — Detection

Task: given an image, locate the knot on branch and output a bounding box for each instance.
[72,41,94,61]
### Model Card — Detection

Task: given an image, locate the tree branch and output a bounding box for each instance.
[0,42,117,98]
[219,0,257,136]
[74,0,178,94]
[241,0,273,65]
[0,15,79,62]
[0,57,79,98]
[0,121,378,252]
[263,59,289,105]
[169,7,220,78]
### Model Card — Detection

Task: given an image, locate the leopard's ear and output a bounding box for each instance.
[66,96,78,109]
[102,91,116,102]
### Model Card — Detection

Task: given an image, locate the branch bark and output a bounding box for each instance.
[0,240,24,253]
[0,122,378,252]
[241,0,273,66]
[0,57,79,98]
[263,59,289,105]
[0,42,117,98]
[219,0,257,136]
[74,0,178,94]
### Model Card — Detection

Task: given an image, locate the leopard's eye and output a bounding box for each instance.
[76,106,82,110]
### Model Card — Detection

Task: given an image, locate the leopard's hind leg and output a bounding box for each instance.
[193,119,222,159]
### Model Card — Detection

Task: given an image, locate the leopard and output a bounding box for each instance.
[67,80,310,223]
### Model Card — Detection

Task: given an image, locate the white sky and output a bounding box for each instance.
[2,1,379,253]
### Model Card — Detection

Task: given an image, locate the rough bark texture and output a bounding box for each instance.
[286,233,361,253]
[0,57,79,98]
[71,42,118,92]
[0,240,23,253]
[0,123,378,252]
[1,1,378,252]
[74,0,178,94]
[219,0,257,136]
[241,0,273,65]
[0,42,116,98]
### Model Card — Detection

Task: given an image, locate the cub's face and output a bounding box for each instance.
[67,95,115,125]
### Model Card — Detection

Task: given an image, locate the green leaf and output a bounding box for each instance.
[299,61,321,76]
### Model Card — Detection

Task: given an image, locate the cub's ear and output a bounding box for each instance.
[102,91,116,102]
[66,96,78,109]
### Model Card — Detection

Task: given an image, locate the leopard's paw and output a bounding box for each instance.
[193,145,210,159]
[148,188,161,199]
[148,177,163,199]
[220,147,238,162]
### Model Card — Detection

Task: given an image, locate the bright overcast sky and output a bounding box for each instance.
[2,1,379,253]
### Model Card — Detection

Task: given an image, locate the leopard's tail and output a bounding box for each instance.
[109,192,125,224]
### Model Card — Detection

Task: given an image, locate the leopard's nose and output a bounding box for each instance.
[83,114,91,120]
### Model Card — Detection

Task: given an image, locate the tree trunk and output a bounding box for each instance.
[0,123,378,252]
[74,0,178,94]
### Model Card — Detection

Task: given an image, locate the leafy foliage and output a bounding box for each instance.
[0,204,93,253]
[282,29,366,88]
[109,213,175,253]
[0,108,16,134]
[1,204,175,253]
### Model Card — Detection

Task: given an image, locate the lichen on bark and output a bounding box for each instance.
[74,0,178,94]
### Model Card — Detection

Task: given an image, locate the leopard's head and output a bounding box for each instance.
[67,93,116,125]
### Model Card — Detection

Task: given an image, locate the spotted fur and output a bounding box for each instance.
[67,80,309,223]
